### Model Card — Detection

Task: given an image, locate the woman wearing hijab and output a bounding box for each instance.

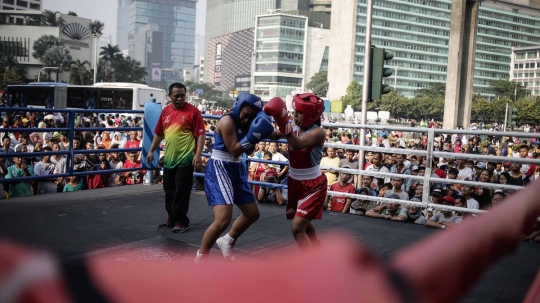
[101,132,112,149]
[112,132,126,148]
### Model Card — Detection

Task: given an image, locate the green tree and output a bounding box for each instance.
[111,57,146,83]
[491,97,511,123]
[490,80,527,101]
[2,67,25,87]
[415,82,446,99]
[305,71,328,97]
[90,20,105,36]
[68,11,78,16]
[515,98,536,124]
[41,45,72,70]
[69,59,92,85]
[471,94,492,122]
[0,55,26,82]
[99,44,121,61]
[32,35,62,60]
[377,88,412,118]
[340,81,363,111]
[30,10,66,27]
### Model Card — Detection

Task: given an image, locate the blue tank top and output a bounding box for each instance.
[213,114,247,152]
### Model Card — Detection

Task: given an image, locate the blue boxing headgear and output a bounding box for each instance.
[231,92,263,121]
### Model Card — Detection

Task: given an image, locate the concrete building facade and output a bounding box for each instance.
[127,0,197,88]
[510,46,540,96]
[327,0,540,101]
[0,11,95,83]
[0,0,41,24]
[207,28,254,92]
[203,0,314,83]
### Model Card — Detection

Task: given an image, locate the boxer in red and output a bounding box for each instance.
[265,93,327,250]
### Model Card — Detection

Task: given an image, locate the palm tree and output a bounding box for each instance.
[99,44,121,61]
[32,35,62,60]
[69,60,92,85]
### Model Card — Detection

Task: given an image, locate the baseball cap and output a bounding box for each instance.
[474,162,486,169]
[431,188,444,196]
[442,196,455,205]
[412,166,419,171]
[388,194,401,200]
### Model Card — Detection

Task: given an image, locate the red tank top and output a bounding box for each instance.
[289,127,323,169]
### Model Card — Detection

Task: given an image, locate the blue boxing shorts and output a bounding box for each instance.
[204,157,256,206]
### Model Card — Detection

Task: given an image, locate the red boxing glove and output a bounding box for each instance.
[264,97,291,135]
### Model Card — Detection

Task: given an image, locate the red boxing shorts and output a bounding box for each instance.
[286,174,327,220]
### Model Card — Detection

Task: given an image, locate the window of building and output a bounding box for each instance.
[16,0,27,7]
[527,51,537,59]
[515,52,526,60]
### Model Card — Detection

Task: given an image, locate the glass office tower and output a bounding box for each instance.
[128,0,197,87]
[332,0,540,99]
[253,14,308,100]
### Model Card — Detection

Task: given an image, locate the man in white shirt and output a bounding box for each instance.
[33,147,59,195]
[456,159,474,181]
[268,142,289,181]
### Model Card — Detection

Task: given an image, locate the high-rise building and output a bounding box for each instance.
[199,56,204,82]
[327,0,540,101]
[510,46,540,96]
[127,0,197,89]
[116,0,130,51]
[203,0,310,83]
[251,13,329,101]
[309,0,331,14]
[1,0,41,24]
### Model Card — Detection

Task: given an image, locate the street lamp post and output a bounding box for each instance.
[93,33,101,84]
[37,67,60,82]
[393,66,400,90]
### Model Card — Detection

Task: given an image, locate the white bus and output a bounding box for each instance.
[5,82,168,111]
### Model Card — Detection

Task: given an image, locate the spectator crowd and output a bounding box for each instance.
[0,111,147,198]
[3,106,540,243]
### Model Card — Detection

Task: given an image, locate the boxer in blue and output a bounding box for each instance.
[195,93,274,262]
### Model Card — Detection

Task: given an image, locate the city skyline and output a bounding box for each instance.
[43,0,207,47]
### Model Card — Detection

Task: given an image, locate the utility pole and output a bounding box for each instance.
[503,103,508,132]
[359,0,374,171]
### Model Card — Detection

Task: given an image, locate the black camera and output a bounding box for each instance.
[267,176,277,183]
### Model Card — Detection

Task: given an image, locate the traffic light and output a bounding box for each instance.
[369,46,394,101]
[509,107,518,127]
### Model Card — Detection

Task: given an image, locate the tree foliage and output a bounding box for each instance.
[184,81,226,101]
[41,45,72,71]
[305,71,329,97]
[90,43,145,83]
[0,55,26,85]
[29,10,66,27]
[2,67,25,87]
[415,82,446,99]
[90,20,105,36]
[340,81,363,111]
[490,80,528,102]
[69,60,92,85]
[32,35,62,60]
[68,11,78,16]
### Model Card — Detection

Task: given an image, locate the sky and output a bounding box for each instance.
[43,0,207,44]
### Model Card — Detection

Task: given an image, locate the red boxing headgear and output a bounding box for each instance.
[292,93,324,128]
